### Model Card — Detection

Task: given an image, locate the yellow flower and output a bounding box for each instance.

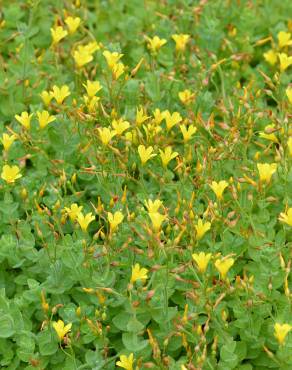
[195,219,211,240]
[15,111,33,130]
[209,180,229,200]
[138,145,156,165]
[172,34,190,52]
[159,146,178,168]
[52,320,72,341]
[73,46,93,68]
[146,35,167,54]
[83,41,100,54]
[180,124,197,142]
[108,211,124,233]
[83,80,102,98]
[65,16,81,34]
[274,323,291,345]
[1,165,22,184]
[51,26,68,45]
[286,87,292,104]
[278,53,292,72]
[51,85,71,104]
[287,137,292,156]
[263,49,277,66]
[178,89,195,105]
[116,353,134,370]
[77,212,95,232]
[40,90,53,106]
[148,211,166,232]
[257,163,277,183]
[103,50,123,68]
[112,62,125,80]
[192,252,212,273]
[130,264,148,284]
[259,124,279,143]
[164,111,182,131]
[111,118,130,135]
[136,107,149,126]
[152,108,165,125]
[83,95,100,112]
[64,203,83,221]
[98,127,117,145]
[215,258,234,280]
[37,110,56,129]
[277,31,292,48]
[1,133,16,151]
[279,208,292,227]
[145,199,163,213]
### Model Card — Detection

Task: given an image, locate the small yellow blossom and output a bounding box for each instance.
[164,111,182,131]
[52,320,72,341]
[112,118,130,135]
[136,107,149,126]
[178,89,195,105]
[15,111,33,130]
[286,86,292,104]
[65,16,81,34]
[278,53,292,72]
[108,211,124,233]
[279,208,292,227]
[287,137,292,156]
[83,95,99,112]
[77,212,95,232]
[37,111,56,129]
[40,90,53,106]
[112,62,125,80]
[263,49,277,66]
[274,323,291,345]
[83,41,100,54]
[259,124,279,143]
[215,258,234,280]
[103,50,123,68]
[51,26,68,45]
[64,203,83,221]
[146,35,167,54]
[195,219,211,240]
[148,211,166,232]
[152,108,165,125]
[1,133,16,151]
[131,264,148,284]
[159,146,178,168]
[145,199,163,213]
[277,31,292,48]
[1,165,22,184]
[73,46,93,68]
[83,80,102,98]
[138,145,156,165]
[257,163,277,183]
[172,34,190,52]
[180,124,197,142]
[116,353,134,370]
[209,180,229,200]
[98,127,117,145]
[51,85,71,104]
[192,252,212,273]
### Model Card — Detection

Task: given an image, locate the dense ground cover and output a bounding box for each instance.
[0,0,292,369]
